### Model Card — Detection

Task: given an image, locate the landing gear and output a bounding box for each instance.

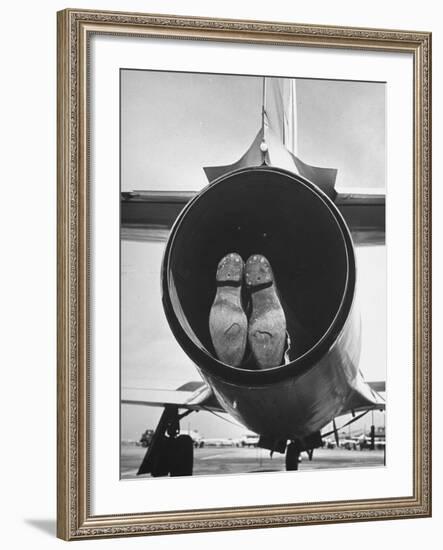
[137,406,194,477]
[285,432,322,470]
[169,435,194,476]
[150,437,172,477]
[285,442,301,471]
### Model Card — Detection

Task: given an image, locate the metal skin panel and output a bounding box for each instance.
[197,303,361,440]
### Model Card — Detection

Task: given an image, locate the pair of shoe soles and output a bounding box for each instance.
[209,253,286,369]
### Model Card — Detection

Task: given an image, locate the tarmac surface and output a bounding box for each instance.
[120,444,385,479]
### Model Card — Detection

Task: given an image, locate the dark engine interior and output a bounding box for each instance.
[163,167,353,370]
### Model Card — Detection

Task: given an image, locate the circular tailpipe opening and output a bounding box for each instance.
[162,167,355,384]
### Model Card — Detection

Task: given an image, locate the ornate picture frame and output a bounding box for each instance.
[57,8,431,540]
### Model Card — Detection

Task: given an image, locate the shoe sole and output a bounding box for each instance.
[245,254,287,369]
[209,253,247,367]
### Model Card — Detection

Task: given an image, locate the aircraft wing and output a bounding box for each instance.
[121,189,385,246]
[367,380,385,393]
[335,191,385,246]
[121,380,225,413]
[340,375,386,416]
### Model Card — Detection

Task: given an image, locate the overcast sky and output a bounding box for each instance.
[121,70,385,193]
[120,70,386,442]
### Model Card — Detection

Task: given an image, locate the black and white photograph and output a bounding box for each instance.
[2,0,437,544]
[120,70,387,479]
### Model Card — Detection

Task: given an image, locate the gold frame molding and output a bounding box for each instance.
[57,8,432,540]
